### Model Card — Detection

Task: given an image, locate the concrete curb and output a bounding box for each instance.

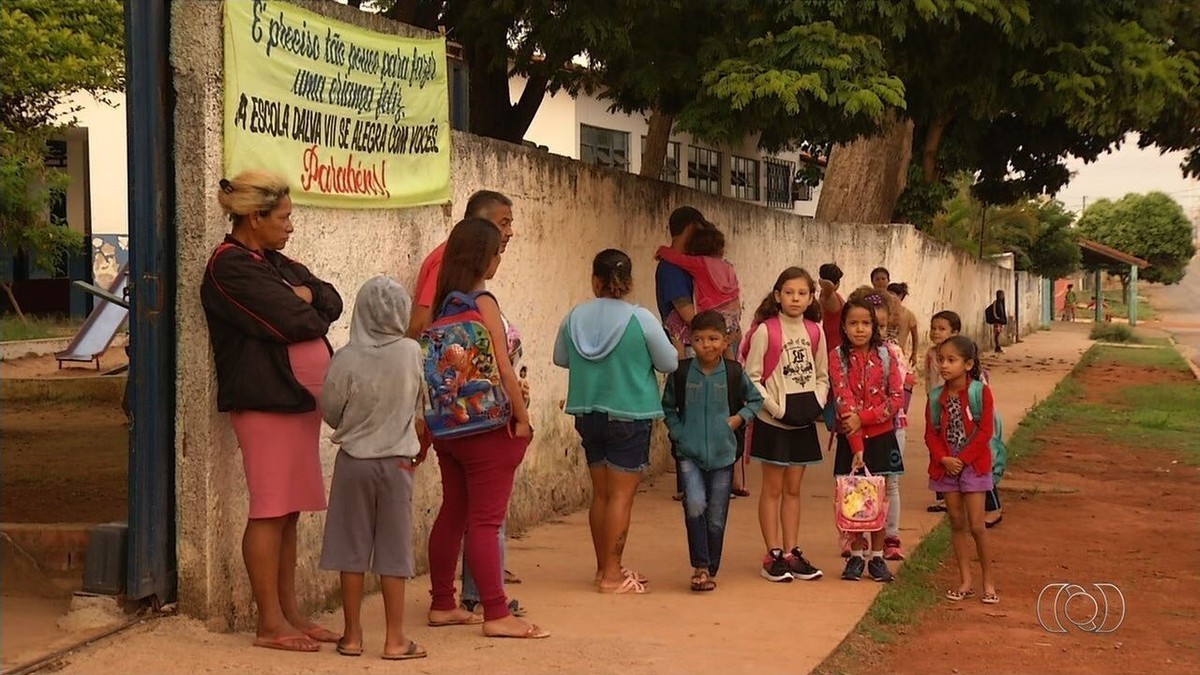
[1168,336,1200,382]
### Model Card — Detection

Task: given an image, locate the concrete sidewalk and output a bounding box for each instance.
[55,326,1093,675]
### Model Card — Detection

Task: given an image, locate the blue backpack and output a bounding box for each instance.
[420,291,512,440]
[928,380,1007,483]
[824,345,890,432]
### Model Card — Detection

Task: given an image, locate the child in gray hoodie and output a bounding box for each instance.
[319,276,428,660]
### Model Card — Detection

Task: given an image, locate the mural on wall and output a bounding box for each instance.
[223,0,451,208]
[92,235,129,292]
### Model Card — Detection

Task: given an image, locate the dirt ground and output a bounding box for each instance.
[31,327,1091,675]
[819,360,1200,675]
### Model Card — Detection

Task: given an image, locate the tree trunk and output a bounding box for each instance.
[814,110,915,224]
[464,38,547,144]
[640,109,675,179]
[920,114,952,182]
[1,280,27,323]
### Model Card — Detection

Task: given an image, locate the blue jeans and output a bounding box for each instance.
[679,459,734,577]
[461,521,506,604]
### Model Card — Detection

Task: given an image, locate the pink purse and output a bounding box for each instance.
[835,468,888,532]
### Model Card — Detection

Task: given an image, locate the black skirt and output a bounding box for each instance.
[749,419,822,466]
[834,431,904,476]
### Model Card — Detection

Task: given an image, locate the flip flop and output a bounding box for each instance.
[622,568,649,584]
[926,502,947,512]
[981,592,1000,605]
[302,626,342,643]
[253,635,320,653]
[335,640,363,657]
[945,589,976,601]
[690,572,716,592]
[382,640,428,660]
[428,612,485,627]
[985,514,1003,529]
[732,488,751,498]
[504,569,522,584]
[599,575,650,595]
[486,624,551,639]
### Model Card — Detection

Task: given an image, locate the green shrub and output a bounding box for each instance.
[1089,323,1138,343]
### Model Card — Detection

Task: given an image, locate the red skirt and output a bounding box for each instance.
[231,339,330,519]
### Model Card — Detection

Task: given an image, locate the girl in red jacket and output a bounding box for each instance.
[925,335,998,605]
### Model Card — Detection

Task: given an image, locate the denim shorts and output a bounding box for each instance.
[574,412,652,473]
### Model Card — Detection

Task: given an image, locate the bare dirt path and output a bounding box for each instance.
[48,327,1091,675]
[818,348,1200,675]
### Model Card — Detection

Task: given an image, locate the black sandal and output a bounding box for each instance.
[690,571,716,592]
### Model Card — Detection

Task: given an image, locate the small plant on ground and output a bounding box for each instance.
[1089,323,1138,343]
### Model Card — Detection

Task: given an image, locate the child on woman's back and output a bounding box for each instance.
[662,311,764,592]
[743,267,829,583]
[656,226,742,356]
[926,336,999,604]
[319,276,429,660]
[829,295,905,582]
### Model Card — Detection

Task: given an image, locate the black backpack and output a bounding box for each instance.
[672,358,747,421]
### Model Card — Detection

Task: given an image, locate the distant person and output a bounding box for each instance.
[742,267,829,583]
[984,290,1008,353]
[554,249,678,595]
[319,276,428,660]
[200,170,343,652]
[656,225,743,357]
[662,310,763,592]
[886,282,920,368]
[818,263,846,352]
[926,336,999,605]
[870,267,891,292]
[1062,284,1077,322]
[408,190,528,618]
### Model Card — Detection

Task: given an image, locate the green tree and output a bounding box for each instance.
[1076,192,1197,290]
[0,0,123,320]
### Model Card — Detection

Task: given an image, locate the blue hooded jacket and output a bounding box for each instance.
[553,298,678,419]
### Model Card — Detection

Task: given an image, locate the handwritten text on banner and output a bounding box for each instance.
[223,0,451,208]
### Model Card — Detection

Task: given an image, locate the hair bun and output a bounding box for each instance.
[219,178,234,194]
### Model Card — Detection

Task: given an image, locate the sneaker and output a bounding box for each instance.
[760,550,793,583]
[883,536,905,561]
[868,556,894,583]
[786,548,823,580]
[841,555,865,581]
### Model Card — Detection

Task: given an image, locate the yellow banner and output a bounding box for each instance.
[223,0,450,208]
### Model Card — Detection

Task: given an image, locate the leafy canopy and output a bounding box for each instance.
[1075,192,1197,285]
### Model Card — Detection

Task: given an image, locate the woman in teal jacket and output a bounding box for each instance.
[553,248,678,595]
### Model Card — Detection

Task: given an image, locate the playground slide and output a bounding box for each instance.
[56,263,130,368]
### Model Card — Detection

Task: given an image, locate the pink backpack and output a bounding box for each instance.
[737,316,821,463]
[835,468,888,532]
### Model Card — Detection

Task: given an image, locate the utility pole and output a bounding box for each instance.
[978,207,987,259]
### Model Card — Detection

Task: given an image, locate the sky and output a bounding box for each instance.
[1053,134,1200,221]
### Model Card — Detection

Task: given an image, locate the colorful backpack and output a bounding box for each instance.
[835,467,888,532]
[420,291,511,440]
[824,345,890,432]
[928,380,1007,483]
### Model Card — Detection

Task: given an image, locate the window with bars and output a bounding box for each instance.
[580,124,630,171]
[731,156,761,202]
[765,159,794,209]
[641,137,681,183]
[688,146,722,195]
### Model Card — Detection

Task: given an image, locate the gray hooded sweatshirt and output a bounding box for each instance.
[321,276,425,459]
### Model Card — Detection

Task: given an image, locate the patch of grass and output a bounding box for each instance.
[1090,345,1191,371]
[1089,323,1139,343]
[859,522,952,637]
[0,315,79,342]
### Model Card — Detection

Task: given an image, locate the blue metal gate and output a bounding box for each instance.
[125,0,177,604]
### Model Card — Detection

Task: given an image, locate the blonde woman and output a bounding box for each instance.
[200,171,343,652]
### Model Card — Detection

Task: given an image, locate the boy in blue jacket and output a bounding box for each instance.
[663,311,764,592]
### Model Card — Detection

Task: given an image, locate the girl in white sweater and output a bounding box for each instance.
[742,267,830,583]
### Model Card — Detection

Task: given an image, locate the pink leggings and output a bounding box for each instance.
[428,428,528,620]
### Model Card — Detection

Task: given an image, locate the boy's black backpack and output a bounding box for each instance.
[672,358,746,420]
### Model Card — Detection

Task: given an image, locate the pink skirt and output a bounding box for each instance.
[231,339,331,519]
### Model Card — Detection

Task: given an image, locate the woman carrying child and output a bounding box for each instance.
[829,293,905,582]
[742,267,829,583]
[926,336,999,604]
[655,225,743,356]
[662,310,763,592]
